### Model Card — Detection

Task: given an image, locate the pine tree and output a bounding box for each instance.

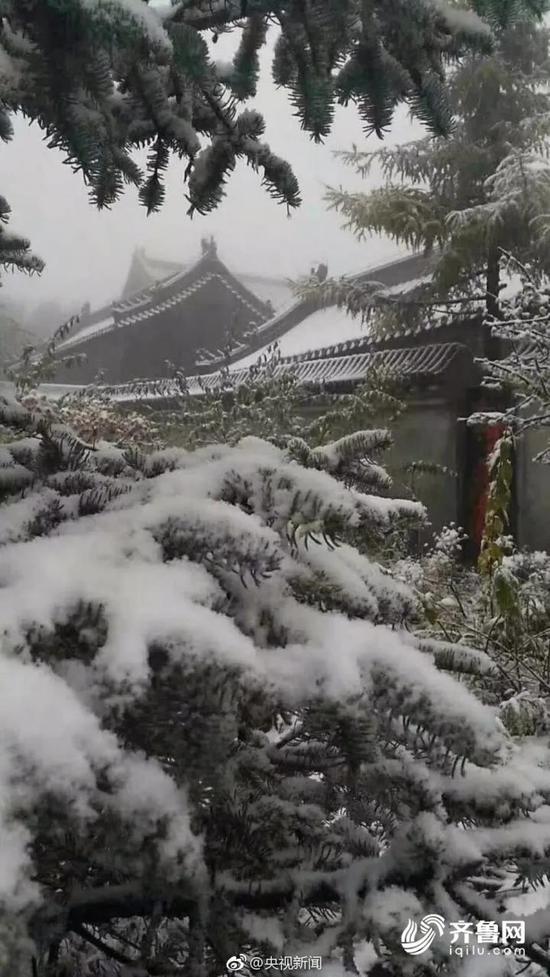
[299,0,550,335]
[0,195,43,279]
[474,265,550,460]
[0,0,502,275]
[3,393,550,975]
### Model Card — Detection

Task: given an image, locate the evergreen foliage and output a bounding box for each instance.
[19,388,161,450]
[145,349,406,456]
[0,195,43,279]
[398,523,550,732]
[0,0,499,266]
[475,266,550,463]
[297,2,550,335]
[3,386,550,975]
[6,334,438,520]
[15,330,459,554]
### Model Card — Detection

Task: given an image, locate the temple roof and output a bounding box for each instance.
[60,248,294,353]
[232,305,369,367]
[95,341,476,405]
[60,245,436,364]
[226,261,526,371]
[206,252,437,372]
[236,273,295,312]
[120,248,185,300]
[58,249,276,353]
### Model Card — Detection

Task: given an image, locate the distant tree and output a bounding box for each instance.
[0,305,38,369]
[5,314,86,393]
[0,0,503,279]
[299,1,550,334]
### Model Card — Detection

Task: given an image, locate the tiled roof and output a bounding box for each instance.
[57,251,438,379]
[60,312,115,347]
[207,252,437,372]
[100,342,474,404]
[223,254,523,370]
[120,248,184,300]
[233,306,367,368]
[120,248,294,313]
[58,262,272,352]
[60,251,434,359]
[236,273,295,312]
[63,252,295,353]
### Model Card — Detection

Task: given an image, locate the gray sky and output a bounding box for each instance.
[0,31,421,317]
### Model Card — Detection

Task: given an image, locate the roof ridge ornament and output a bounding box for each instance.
[201,235,217,258]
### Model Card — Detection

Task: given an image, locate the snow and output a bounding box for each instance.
[231,275,438,368]
[384,275,433,295]
[0,651,199,908]
[495,273,524,302]
[80,0,171,49]
[507,883,550,917]
[416,636,497,676]
[269,610,503,759]
[145,261,188,287]
[232,306,369,368]
[59,312,115,348]
[431,739,550,814]
[431,0,491,38]
[298,545,381,620]
[456,957,516,977]
[238,273,295,312]
[35,383,86,400]
[0,488,61,544]
[0,46,23,94]
[240,913,285,949]
[3,416,550,960]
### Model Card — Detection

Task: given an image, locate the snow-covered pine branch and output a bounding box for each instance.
[478,267,550,461]
[0,0,500,271]
[0,194,43,278]
[1,394,550,974]
[317,12,550,333]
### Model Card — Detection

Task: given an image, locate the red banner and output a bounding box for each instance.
[471,424,505,552]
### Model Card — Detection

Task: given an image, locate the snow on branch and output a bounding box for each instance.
[1,399,549,971]
[0,0,497,259]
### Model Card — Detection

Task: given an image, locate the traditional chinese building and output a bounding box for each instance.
[52,238,295,385]
[48,243,550,553]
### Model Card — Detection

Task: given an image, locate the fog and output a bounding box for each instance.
[0,30,421,324]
